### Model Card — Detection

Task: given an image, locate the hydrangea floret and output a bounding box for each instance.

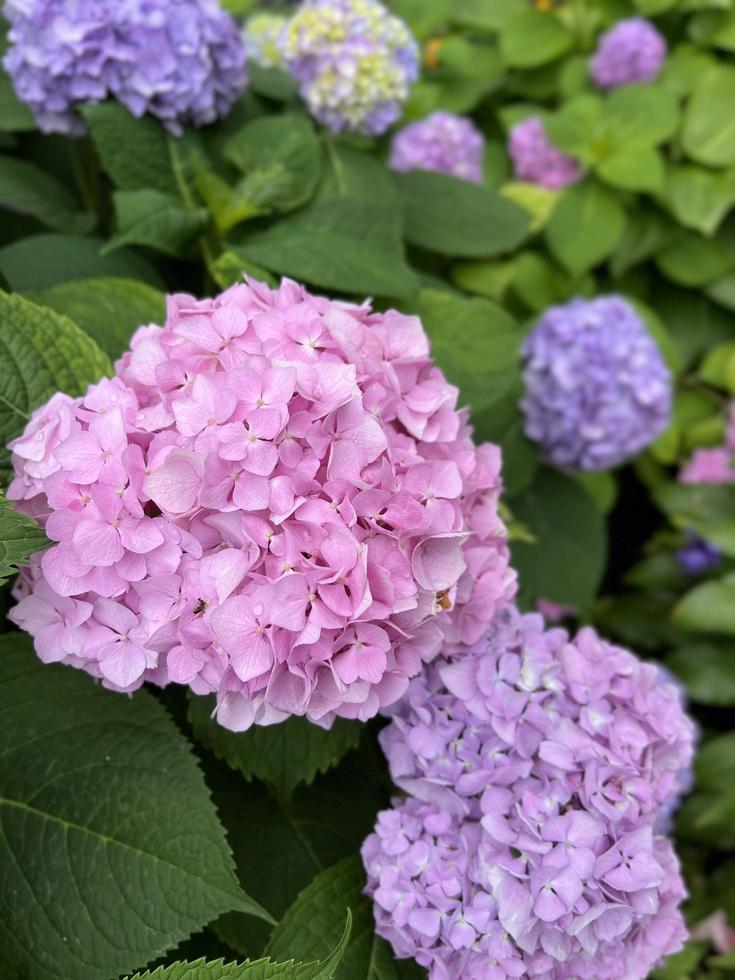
[8,277,516,731]
[363,607,695,979]
[389,112,485,184]
[242,12,287,70]
[520,296,672,471]
[590,17,666,90]
[279,0,419,135]
[507,117,582,191]
[2,0,247,136]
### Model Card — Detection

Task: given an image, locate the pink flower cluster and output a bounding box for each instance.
[7,277,515,730]
[507,117,582,191]
[363,608,695,978]
[680,403,735,485]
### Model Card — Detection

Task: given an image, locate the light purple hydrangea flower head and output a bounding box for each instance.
[7,276,516,731]
[279,0,419,135]
[389,112,485,184]
[521,296,672,471]
[364,607,695,978]
[507,117,582,190]
[2,0,247,136]
[590,17,667,90]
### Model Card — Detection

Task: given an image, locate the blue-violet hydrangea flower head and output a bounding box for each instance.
[590,16,666,90]
[3,0,247,136]
[279,0,419,135]
[390,111,485,183]
[521,295,672,471]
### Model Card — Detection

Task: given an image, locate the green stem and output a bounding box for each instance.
[323,131,347,195]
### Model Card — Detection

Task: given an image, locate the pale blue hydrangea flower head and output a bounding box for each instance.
[521,296,672,471]
[279,0,419,135]
[3,0,247,136]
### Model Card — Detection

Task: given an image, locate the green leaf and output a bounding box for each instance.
[689,8,735,50]
[0,634,270,980]
[694,732,735,792]
[675,574,735,634]
[655,482,735,555]
[0,489,49,584]
[232,199,418,298]
[105,189,209,257]
[0,233,165,291]
[662,164,735,235]
[82,101,176,192]
[128,917,352,979]
[248,65,299,102]
[395,170,529,258]
[500,182,559,232]
[473,383,538,497]
[319,143,399,205]
[452,0,528,31]
[0,65,35,132]
[266,858,422,980]
[546,181,625,275]
[603,84,680,147]
[500,10,573,68]
[511,468,607,608]
[667,642,735,705]
[389,0,452,36]
[26,277,165,360]
[416,289,521,415]
[609,207,676,277]
[223,114,322,216]
[0,156,93,233]
[544,95,604,162]
[188,697,361,801]
[208,740,388,959]
[0,291,111,480]
[682,65,735,168]
[596,144,664,193]
[656,230,735,286]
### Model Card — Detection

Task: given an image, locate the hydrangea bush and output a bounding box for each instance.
[0,0,734,977]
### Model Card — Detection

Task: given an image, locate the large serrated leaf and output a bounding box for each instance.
[395,170,530,258]
[189,695,361,801]
[0,290,112,480]
[0,635,272,980]
[266,858,423,980]
[0,155,93,233]
[0,489,49,584]
[232,199,418,299]
[25,277,166,361]
[82,101,176,192]
[128,914,351,979]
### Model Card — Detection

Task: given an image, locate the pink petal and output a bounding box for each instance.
[145,450,203,514]
[72,519,124,567]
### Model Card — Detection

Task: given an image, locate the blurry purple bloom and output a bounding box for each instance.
[521,295,672,471]
[590,17,666,90]
[676,533,721,575]
[507,116,582,190]
[3,0,247,136]
[390,112,485,183]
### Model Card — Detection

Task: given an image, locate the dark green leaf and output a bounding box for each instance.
[0,635,270,980]
[82,102,176,192]
[656,230,735,287]
[248,65,299,102]
[546,181,625,275]
[667,642,735,705]
[500,10,573,68]
[511,468,607,608]
[0,489,49,584]
[26,277,165,360]
[674,574,735,634]
[105,189,209,257]
[0,156,93,232]
[0,291,111,480]
[266,858,422,980]
[396,170,530,258]
[0,233,165,291]
[416,289,521,415]
[224,114,322,216]
[189,696,361,801]
[473,383,538,497]
[654,482,735,555]
[232,199,418,298]
[319,143,398,204]
[0,65,35,132]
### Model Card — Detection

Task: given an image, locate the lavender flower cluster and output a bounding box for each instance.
[590,17,667,90]
[2,0,247,136]
[279,0,419,135]
[521,296,672,471]
[389,112,485,183]
[363,608,695,979]
[507,117,582,191]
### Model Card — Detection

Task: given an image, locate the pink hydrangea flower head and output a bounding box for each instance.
[390,112,485,183]
[507,117,582,191]
[680,403,735,485]
[7,276,516,730]
[590,17,666,90]
[366,607,695,977]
